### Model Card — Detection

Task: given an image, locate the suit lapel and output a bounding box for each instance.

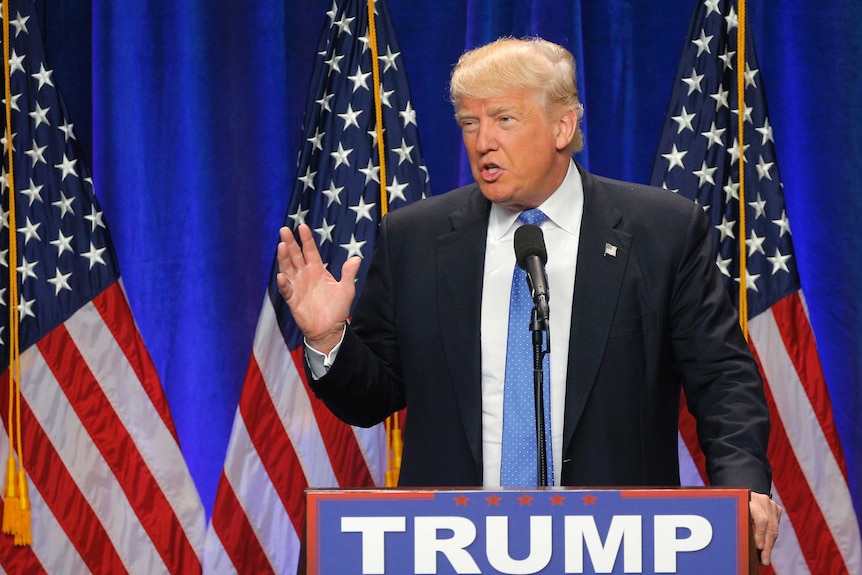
[436,188,491,473]
[563,169,632,452]
[430,175,633,472]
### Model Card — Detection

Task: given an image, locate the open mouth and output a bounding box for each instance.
[481,164,502,181]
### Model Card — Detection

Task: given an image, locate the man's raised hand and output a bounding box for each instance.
[275,224,362,354]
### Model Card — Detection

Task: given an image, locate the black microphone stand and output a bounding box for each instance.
[530,306,550,487]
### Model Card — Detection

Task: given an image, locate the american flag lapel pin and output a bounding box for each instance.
[604,242,618,257]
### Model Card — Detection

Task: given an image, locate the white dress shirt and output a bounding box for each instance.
[480,160,584,487]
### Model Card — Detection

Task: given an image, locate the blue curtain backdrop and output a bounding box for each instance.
[38,0,861,519]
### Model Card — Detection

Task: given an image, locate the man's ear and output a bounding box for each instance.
[555,108,578,152]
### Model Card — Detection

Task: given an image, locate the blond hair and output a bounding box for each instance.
[449,37,585,151]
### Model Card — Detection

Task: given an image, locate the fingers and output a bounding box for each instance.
[278,225,308,273]
[297,224,325,266]
[275,267,291,301]
[276,227,296,301]
[279,224,327,271]
[750,492,782,566]
[759,502,781,566]
[277,225,311,305]
[276,225,360,303]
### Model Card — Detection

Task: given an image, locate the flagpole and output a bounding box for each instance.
[367,0,388,217]
[365,0,402,487]
[1,0,32,545]
[736,0,748,338]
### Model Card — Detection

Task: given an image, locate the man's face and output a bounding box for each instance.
[456,90,575,211]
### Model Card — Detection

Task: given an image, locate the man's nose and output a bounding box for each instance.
[474,122,498,153]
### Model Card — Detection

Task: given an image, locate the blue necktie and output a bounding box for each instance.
[500,208,554,487]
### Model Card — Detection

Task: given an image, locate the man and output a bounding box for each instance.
[277,37,782,564]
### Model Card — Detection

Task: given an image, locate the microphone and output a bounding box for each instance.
[514,224,550,322]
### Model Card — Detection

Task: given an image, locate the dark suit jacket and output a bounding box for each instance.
[309,164,772,494]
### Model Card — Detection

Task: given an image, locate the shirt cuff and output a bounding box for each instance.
[303,324,347,379]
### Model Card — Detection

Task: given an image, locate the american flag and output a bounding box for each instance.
[203,0,431,572]
[0,0,206,573]
[650,1,862,573]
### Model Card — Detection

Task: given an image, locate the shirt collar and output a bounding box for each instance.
[489,159,584,240]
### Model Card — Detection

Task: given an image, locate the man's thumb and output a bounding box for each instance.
[341,256,362,285]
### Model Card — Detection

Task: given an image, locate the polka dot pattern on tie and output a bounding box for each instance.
[500,208,554,487]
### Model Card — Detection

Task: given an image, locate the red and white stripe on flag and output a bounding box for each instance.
[678,290,862,575]
[0,282,205,574]
[203,297,385,574]
[202,0,436,569]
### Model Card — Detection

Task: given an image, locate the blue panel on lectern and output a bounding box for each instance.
[306,488,749,575]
